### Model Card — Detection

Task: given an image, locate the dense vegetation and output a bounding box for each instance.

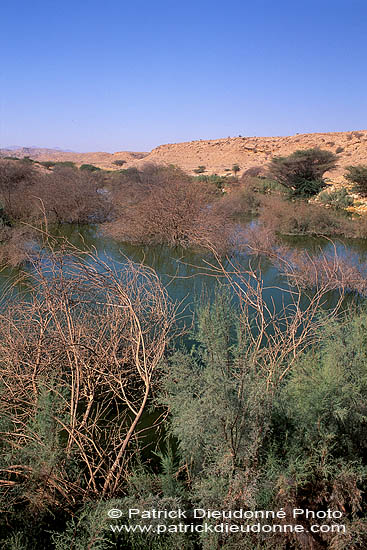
[267,148,337,197]
[345,164,367,196]
[1,150,367,548]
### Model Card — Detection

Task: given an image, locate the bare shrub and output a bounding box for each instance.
[199,246,345,392]
[106,165,233,252]
[0,160,37,220]
[240,165,265,181]
[258,195,347,236]
[0,242,175,509]
[34,167,110,223]
[0,226,34,266]
[282,246,367,295]
[214,184,262,218]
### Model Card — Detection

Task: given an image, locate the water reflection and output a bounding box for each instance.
[0,223,365,318]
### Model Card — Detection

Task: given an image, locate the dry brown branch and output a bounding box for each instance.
[185,239,347,393]
[0,237,176,508]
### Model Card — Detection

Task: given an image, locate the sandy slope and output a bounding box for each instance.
[2,130,367,181]
[135,131,367,182]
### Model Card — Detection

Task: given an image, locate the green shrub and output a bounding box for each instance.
[79,163,101,172]
[112,159,126,166]
[194,174,228,190]
[345,164,367,196]
[318,187,353,209]
[54,161,76,168]
[40,161,56,169]
[252,177,285,194]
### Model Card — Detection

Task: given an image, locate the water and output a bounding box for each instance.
[1,223,366,318]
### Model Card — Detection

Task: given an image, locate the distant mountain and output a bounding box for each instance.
[0,146,148,168]
[1,145,75,152]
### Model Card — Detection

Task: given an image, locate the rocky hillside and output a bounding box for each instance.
[134,130,367,182]
[2,130,367,181]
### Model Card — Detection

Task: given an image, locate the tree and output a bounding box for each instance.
[268,148,338,197]
[345,164,367,196]
[232,163,240,176]
[113,159,127,166]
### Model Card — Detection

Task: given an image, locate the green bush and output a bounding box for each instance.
[157,297,367,549]
[54,161,76,169]
[318,187,353,209]
[40,161,56,169]
[79,163,101,172]
[194,174,229,190]
[345,165,367,196]
[112,159,126,166]
[252,177,285,194]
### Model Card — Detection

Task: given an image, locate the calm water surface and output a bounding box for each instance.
[1,223,366,317]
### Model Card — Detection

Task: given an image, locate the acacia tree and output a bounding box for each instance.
[268,148,337,197]
[232,163,240,176]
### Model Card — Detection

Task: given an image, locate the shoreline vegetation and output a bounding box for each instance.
[1,149,367,548]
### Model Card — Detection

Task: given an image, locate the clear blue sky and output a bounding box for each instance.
[1,0,366,152]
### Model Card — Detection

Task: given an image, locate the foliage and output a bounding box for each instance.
[193,173,232,190]
[79,163,101,172]
[318,187,354,209]
[39,160,56,169]
[345,164,367,196]
[112,159,127,166]
[268,148,338,197]
[156,295,367,549]
[53,161,77,168]
[232,163,240,174]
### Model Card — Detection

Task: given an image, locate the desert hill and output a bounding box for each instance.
[0,147,148,170]
[2,130,367,182]
[137,130,367,182]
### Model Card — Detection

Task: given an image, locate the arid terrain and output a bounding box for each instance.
[1,130,367,182]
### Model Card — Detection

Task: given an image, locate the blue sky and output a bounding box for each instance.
[1,0,366,152]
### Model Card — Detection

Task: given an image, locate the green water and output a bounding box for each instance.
[1,223,366,317]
